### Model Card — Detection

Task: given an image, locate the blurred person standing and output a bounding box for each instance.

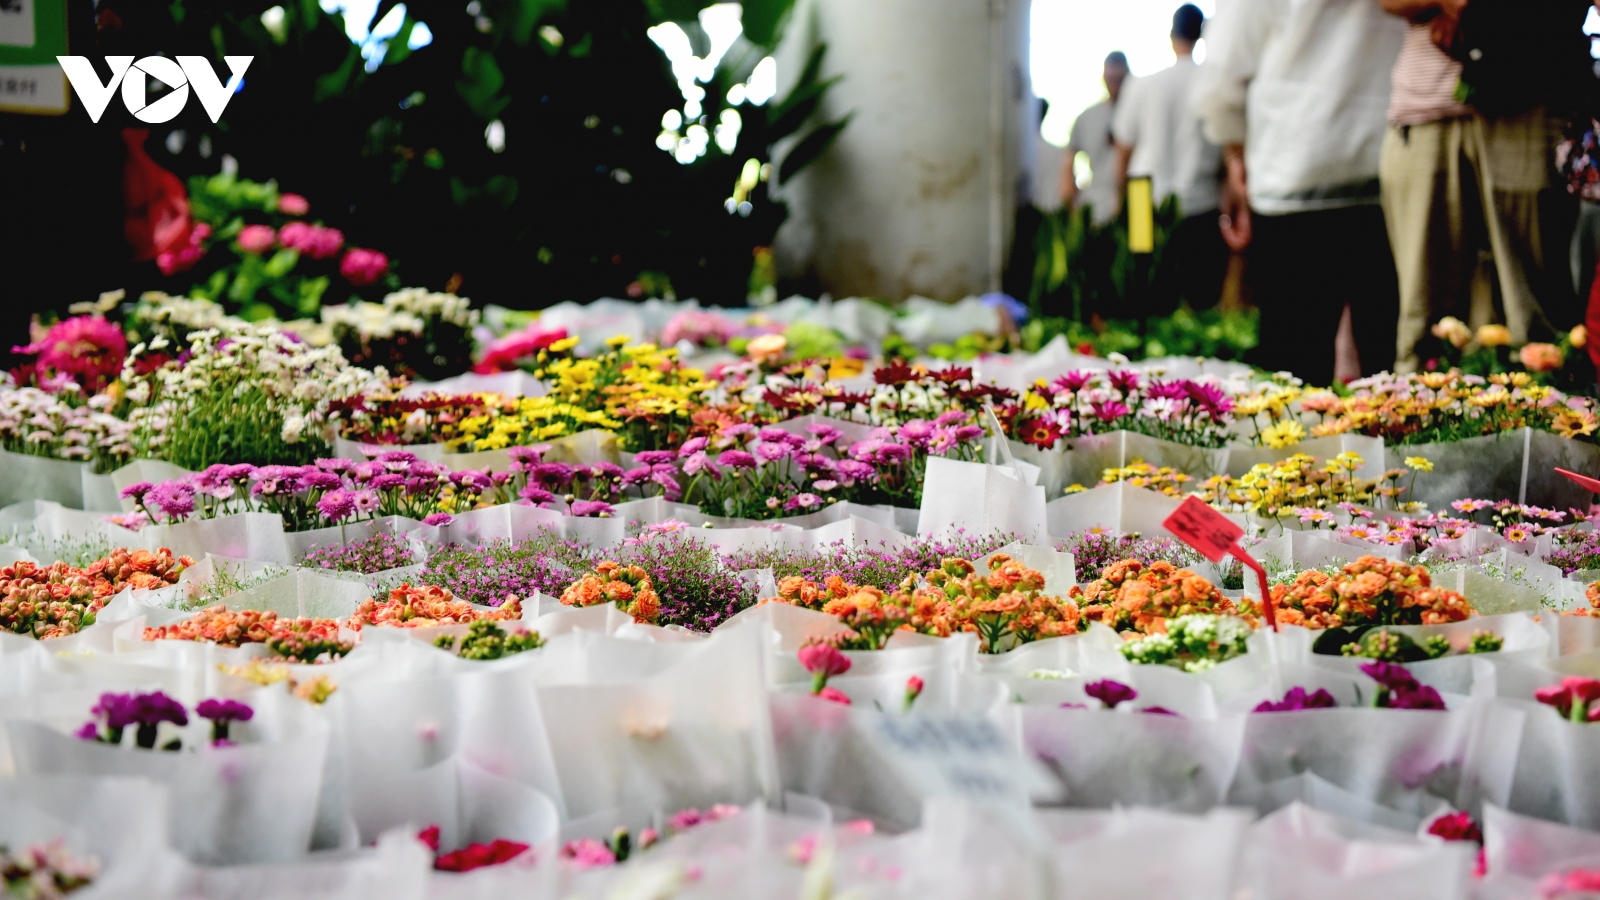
[1381,0,1595,372]
[1196,0,1405,385]
[1061,52,1132,224]
[1113,4,1228,312]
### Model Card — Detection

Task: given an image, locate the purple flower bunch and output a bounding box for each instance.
[507,444,678,518]
[421,530,599,606]
[1361,661,1447,710]
[723,531,1016,592]
[1016,369,1235,450]
[302,532,417,574]
[120,452,518,532]
[1254,686,1339,713]
[1056,529,1204,581]
[1299,501,1574,556]
[196,698,253,744]
[680,413,984,520]
[76,690,189,749]
[1075,679,1177,715]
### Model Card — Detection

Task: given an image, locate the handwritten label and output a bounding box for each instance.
[1163,496,1242,563]
[1557,468,1600,494]
[866,715,1050,803]
[1164,496,1277,630]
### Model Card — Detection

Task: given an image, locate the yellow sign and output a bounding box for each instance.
[1127,176,1154,254]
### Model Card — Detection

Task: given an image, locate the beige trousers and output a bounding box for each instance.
[1380,109,1561,372]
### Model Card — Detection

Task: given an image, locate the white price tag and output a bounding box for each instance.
[0,0,34,48]
[865,715,1053,803]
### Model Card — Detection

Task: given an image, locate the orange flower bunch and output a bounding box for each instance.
[1269,556,1472,628]
[349,583,524,630]
[765,555,1081,653]
[144,604,352,662]
[1070,559,1248,636]
[0,560,105,639]
[87,547,193,595]
[560,561,661,625]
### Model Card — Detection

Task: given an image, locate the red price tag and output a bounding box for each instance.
[1163,496,1277,631]
[1557,468,1600,494]
[1163,496,1242,563]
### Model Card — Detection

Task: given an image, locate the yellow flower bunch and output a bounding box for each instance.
[1191,452,1416,519]
[449,396,621,452]
[1099,460,1192,497]
[530,338,717,451]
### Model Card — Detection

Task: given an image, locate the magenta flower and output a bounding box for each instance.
[1091,401,1131,422]
[120,481,154,501]
[799,641,851,694]
[507,445,548,467]
[317,489,357,523]
[569,500,614,518]
[12,315,128,392]
[1084,679,1137,709]
[340,248,389,286]
[678,437,709,457]
[146,482,196,520]
[1360,661,1446,710]
[422,512,454,527]
[718,449,757,469]
[817,686,852,705]
[1254,686,1338,713]
[277,193,310,215]
[633,450,675,466]
[755,442,789,463]
[519,484,554,504]
[196,697,253,743]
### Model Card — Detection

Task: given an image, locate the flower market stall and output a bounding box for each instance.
[2,291,1600,899]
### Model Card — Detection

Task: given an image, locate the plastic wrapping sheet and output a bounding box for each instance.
[1395,429,1600,512]
[1046,480,1245,539]
[1231,771,1451,832]
[533,627,778,821]
[0,775,186,900]
[0,450,95,509]
[1238,803,1475,900]
[919,457,1046,543]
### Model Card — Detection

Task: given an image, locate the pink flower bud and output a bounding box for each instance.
[798,642,851,678]
[236,224,277,253]
[340,248,389,286]
[277,193,310,215]
[817,686,851,705]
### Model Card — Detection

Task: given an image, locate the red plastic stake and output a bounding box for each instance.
[1557,468,1600,494]
[1163,496,1278,631]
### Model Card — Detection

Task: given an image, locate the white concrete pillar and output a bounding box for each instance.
[773,0,1034,301]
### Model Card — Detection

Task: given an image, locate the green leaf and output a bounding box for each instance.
[263,249,300,278]
[567,32,593,57]
[456,48,511,120]
[314,45,362,102]
[740,0,796,48]
[777,113,850,184]
[239,302,277,322]
[298,277,329,316]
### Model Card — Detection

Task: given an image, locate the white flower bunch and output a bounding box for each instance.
[322,289,480,343]
[123,325,387,453]
[0,386,135,470]
[129,292,250,338]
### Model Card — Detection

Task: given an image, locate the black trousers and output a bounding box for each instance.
[1246,204,1400,386]
[1154,209,1232,313]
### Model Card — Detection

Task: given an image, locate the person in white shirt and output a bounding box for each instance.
[1060,52,1130,225]
[1112,4,1227,311]
[1194,0,1405,385]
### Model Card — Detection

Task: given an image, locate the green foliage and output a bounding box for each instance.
[1021,305,1259,362]
[435,619,546,659]
[119,0,844,308]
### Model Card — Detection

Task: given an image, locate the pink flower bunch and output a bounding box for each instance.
[799,641,851,702]
[1007,369,1236,450]
[662,309,739,348]
[417,825,532,873]
[473,322,571,374]
[1541,868,1600,898]
[682,412,984,519]
[278,221,345,259]
[11,316,127,392]
[120,454,516,532]
[1536,676,1600,723]
[156,222,211,275]
[509,444,679,513]
[1360,661,1446,710]
[277,193,310,216]
[339,248,389,286]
